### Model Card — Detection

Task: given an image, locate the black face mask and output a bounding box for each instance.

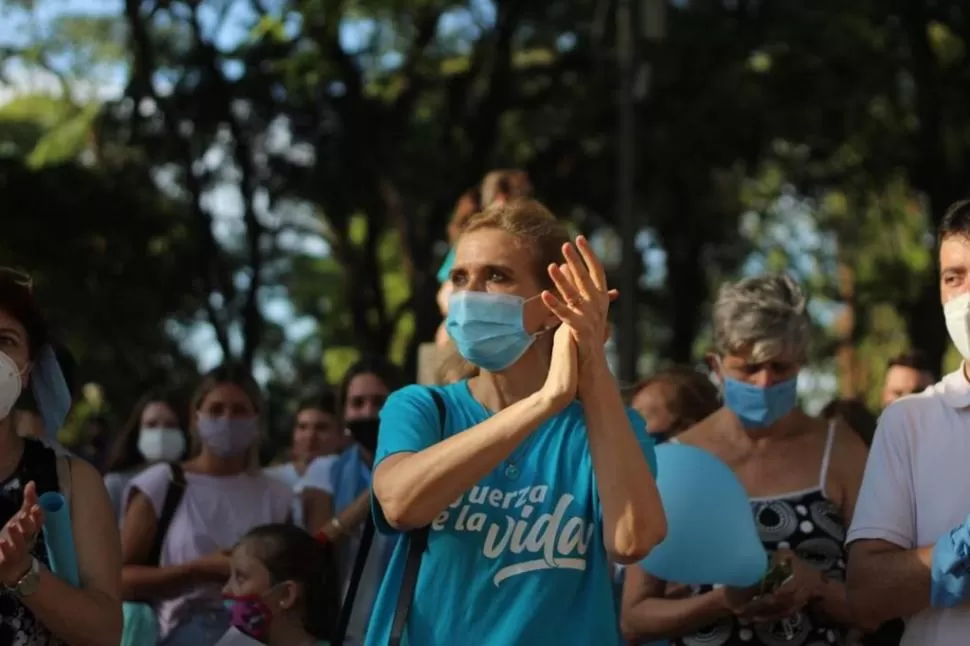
[346,418,380,453]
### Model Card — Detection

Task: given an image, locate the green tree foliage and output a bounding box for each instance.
[10,0,970,437]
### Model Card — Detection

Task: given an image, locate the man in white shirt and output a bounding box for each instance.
[847,199,970,644]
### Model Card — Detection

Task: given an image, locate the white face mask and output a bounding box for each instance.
[0,352,24,421]
[137,427,187,463]
[945,293,970,359]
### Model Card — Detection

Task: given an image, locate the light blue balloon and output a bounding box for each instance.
[639,443,767,587]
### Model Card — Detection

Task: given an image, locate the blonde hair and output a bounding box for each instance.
[443,199,570,380]
[190,363,265,470]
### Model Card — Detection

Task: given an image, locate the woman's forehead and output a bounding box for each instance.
[0,308,26,339]
[721,345,798,366]
[454,229,524,268]
[346,372,387,397]
[202,382,253,406]
[455,229,524,264]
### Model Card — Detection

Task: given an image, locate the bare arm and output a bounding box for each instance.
[580,356,665,562]
[847,539,933,630]
[303,487,334,535]
[374,391,562,530]
[620,566,731,641]
[331,491,371,535]
[20,459,122,646]
[842,404,930,630]
[811,423,868,626]
[120,490,227,600]
[304,487,371,539]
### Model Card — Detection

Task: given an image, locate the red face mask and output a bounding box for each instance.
[223,593,273,642]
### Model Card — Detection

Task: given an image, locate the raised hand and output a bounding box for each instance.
[540,237,618,365]
[540,321,579,410]
[0,481,43,586]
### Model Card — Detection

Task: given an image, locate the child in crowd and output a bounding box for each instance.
[222,523,341,646]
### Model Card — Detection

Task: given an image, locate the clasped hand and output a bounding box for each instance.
[0,481,43,586]
[724,550,825,623]
[539,236,618,406]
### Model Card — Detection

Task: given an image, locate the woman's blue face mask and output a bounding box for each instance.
[445,290,545,372]
[719,362,799,429]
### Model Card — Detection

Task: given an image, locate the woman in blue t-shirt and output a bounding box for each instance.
[367,199,667,645]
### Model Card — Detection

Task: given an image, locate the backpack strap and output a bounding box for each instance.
[389,388,445,646]
[333,388,446,646]
[147,463,187,566]
[334,512,376,645]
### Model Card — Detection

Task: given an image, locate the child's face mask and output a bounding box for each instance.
[223,582,290,642]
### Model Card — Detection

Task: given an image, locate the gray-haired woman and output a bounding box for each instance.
[621,274,869,646]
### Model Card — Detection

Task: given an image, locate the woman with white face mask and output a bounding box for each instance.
[119,365,293,646]
[103,392,189,520]
[0,268,123,646]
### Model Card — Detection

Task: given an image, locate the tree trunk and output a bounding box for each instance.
[835,260,859,397]
[665,233,707,363]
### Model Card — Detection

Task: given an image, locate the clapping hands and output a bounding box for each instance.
[0,481,42,586]
[540,237,618,363]
[539,237,618,406]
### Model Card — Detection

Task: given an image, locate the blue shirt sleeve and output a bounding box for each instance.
[371,384,445,533]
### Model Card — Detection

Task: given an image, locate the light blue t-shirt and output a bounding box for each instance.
[365,381,657,646]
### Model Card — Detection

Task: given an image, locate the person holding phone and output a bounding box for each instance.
[620,274,868,646]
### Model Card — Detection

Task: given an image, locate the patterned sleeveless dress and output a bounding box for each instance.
[0,438,67,646]
[673,424,848,646]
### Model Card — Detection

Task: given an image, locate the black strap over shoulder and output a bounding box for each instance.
[335,512,375,643]
[147,462,186,566]
[389,388,445,646]
[333,387,446,646]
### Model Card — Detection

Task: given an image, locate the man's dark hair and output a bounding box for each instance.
[296,389,338,418]
[887,350,936,378]
[939,200,970,244]
[821,398,878,447]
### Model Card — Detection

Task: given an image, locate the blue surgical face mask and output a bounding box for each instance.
[722,376,798,429]
[446,290,541,372]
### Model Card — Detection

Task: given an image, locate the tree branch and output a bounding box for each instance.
[187,5,266,370]
[390,8,444,118]
[123,0,235,360]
